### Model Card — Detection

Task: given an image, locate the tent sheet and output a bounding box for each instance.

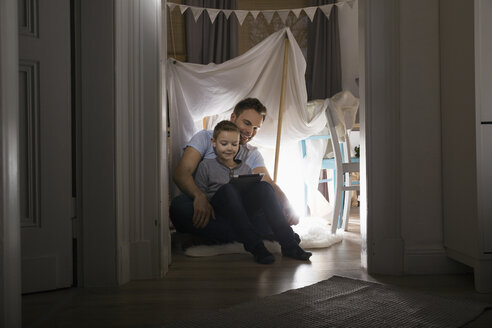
[167,28,358,217]
[167,28,327,195]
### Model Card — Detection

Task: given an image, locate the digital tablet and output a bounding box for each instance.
[229,173,264,191]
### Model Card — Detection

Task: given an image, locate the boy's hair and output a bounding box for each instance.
[213,120,240,140]
[233,98,267,121]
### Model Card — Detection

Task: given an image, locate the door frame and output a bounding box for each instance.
[358,0,404,274]
[0,1,22,326]
[74,0,169,286]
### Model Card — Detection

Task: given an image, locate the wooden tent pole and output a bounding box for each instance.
[273,36,289,183]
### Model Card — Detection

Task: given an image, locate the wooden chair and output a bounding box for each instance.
[300,101,360,233]
[326,105,360,233]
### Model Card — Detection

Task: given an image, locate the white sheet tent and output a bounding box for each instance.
[167,28,327,194]
[167,27,357,222]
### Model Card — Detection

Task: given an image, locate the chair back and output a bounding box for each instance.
[325,102,344,233]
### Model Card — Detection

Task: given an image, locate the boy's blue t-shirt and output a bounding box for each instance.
[186,129,265,170]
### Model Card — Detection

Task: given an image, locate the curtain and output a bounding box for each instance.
[306,0,342,100]
[306,0,342,202]
[184,0,238,64]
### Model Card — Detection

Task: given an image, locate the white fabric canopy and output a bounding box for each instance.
[167,27,359,218]
[167,28,328,197]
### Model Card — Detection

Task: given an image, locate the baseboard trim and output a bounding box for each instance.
[404,247,471,274]
[118,243,131,285]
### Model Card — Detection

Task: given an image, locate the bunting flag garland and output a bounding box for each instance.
[262,10,275,25]
[222,9,233,20]
[168,2,177,12]
[234,10,248,25]
[167,0,356,26]
[303,6,317,22]
[191,6,203,21]
[291,8,303,19]
[250,10,260,20]
[277,10,290,25]
[320,4,334,19]
[206,8,220,24]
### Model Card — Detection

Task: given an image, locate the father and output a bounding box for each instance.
[170,98,299,243]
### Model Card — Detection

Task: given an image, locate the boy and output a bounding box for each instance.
[194,120,311,264]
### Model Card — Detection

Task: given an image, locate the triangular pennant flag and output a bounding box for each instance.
[277,10,290,25]
[206,8,220,24]
[250,10,260,20]
[234,10,248,26]
[222,9,233,19]
[167,3,177,12]
[347,0,356,9]
[191,7,204,22]
[320,4,334,19]
[262,10,275,24]
[179,4,189,15]
[292,8,302,19]
[335,1,345,9]
[303,6,317,22]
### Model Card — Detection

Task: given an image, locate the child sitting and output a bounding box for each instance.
[194,120,312,264]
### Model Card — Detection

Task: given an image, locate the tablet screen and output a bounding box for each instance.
[229,173,264,191]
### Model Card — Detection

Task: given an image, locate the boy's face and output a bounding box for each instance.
[212,130,240,162]
[230,109,263,145]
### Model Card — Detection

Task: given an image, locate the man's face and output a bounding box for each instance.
[230,109,263,145]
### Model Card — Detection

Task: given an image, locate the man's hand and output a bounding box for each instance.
[173,147,216,228]
[192,194,215,229]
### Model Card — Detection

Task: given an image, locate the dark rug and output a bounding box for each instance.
[162,276,490,328]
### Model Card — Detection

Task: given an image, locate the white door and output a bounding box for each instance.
[19,0,73,293]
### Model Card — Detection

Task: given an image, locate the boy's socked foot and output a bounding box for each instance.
[282,244,312,261]
[251,243,275,264]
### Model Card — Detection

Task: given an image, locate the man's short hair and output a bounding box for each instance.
[213,120,240,140]
[233,98,267,121]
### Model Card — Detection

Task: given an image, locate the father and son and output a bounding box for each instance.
[170,98,312,264]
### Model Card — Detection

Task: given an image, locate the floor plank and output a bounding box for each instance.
[22,212,492,328]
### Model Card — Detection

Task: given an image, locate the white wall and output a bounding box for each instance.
[399,0,467,273]
[399,0,443,272]
[440,0,482,268]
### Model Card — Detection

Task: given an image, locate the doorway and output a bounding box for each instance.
[165,0,364,258]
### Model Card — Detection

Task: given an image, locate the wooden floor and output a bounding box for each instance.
[22,212,492,328]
